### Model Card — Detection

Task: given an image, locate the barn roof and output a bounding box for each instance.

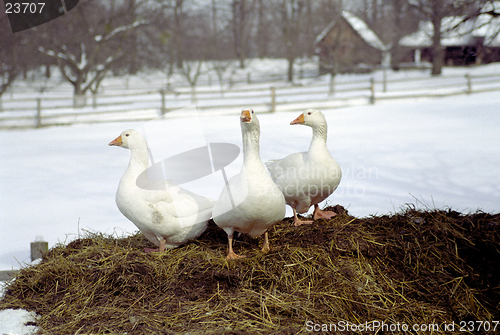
[315,11,389,52]
[399,14,500,48]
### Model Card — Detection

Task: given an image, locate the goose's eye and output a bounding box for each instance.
[125,134,130,137]
[251,110,254,114]
[308,112,312,115]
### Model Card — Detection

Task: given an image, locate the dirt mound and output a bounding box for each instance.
[1,206,499,334]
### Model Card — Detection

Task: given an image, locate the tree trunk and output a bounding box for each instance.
[45,64,51,78]
[287,56,294,82]
[232,0,247,69]
[73,75,86,108]
[174,0,184,69]
[0,72,17,97]
[256,0,267,58]
[431,15,443,76]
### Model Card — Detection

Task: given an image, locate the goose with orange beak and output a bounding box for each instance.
[109,129,215,252]
[266,109,342,226]
[213,109,286,260]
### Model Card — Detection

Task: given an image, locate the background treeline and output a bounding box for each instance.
[0,0,496,97]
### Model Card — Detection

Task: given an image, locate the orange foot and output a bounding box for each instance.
[226,251,246,260]
[261,232,270,252]
[313,206,337,220]
[144,239,166,253]
[294,217,314,226]
[293,208,313,226]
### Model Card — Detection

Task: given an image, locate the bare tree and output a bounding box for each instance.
[274,0,307,82]
[386,0,421,68]
[0,14,36,98]
[0,44,20,98]
[408,0,478,75]
[209,60,235,95]
[171,0,185,69]
[255,0,270,58]
[179,60,205,103]
[230,0,255,68]
[35,0,147,105]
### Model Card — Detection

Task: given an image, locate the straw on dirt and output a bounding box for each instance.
[1,205,499,334]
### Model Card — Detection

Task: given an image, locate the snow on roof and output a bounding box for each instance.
[400,14,500,48]
[342,11,388,51]
[315,11,388,51]
[474,14,500,47]
[314,19,336,46]
[481,0,500,14]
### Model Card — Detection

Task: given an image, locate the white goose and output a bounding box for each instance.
[266,109,341,226]
[213,109,286,260]
[109,129,214,251]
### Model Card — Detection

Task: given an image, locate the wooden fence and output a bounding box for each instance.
[0,241,47,281]
[1,72,500,129]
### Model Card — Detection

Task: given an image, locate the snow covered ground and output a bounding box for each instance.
[0,294,37,335]
[3,60,500,128]
[1,63,500,333]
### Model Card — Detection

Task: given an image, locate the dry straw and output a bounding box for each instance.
[1,205,499,334]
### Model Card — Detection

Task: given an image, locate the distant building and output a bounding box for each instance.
[399,13,500,66]
[314,11,390,75]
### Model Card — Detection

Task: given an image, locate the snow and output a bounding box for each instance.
[400,14,500,47]
[103,20,148,41]
[314,19,336,46]
[1,62,500,333]
[0,270,38,334]
[0,307,37,335]
[481,0,500,14]
[342,11,388,51]
[78,42,87,70]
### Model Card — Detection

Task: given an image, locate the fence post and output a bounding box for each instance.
[92,92,97,109]
[160,90,166,115]
[369,78,375,104]
[191,86,197,104]
[383,67,387,92]
[270,87,276,112]
[329,73,335,96]
[36,98,42,128]
[31,240,48,261]
[466,74,472,94]
[247,72,251,84]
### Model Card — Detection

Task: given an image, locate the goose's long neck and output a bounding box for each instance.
[308,123,328,156]
[242,126,262,166]
[126,144,150,178]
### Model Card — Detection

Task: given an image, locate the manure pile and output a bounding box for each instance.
[1,206,499,334]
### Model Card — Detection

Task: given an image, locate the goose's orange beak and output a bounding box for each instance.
[109,136,122,146]
[240,109,252,123]
[290,113,305,125]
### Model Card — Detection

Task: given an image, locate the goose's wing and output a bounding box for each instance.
[265,152,307,186]
[143,181,214,221]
